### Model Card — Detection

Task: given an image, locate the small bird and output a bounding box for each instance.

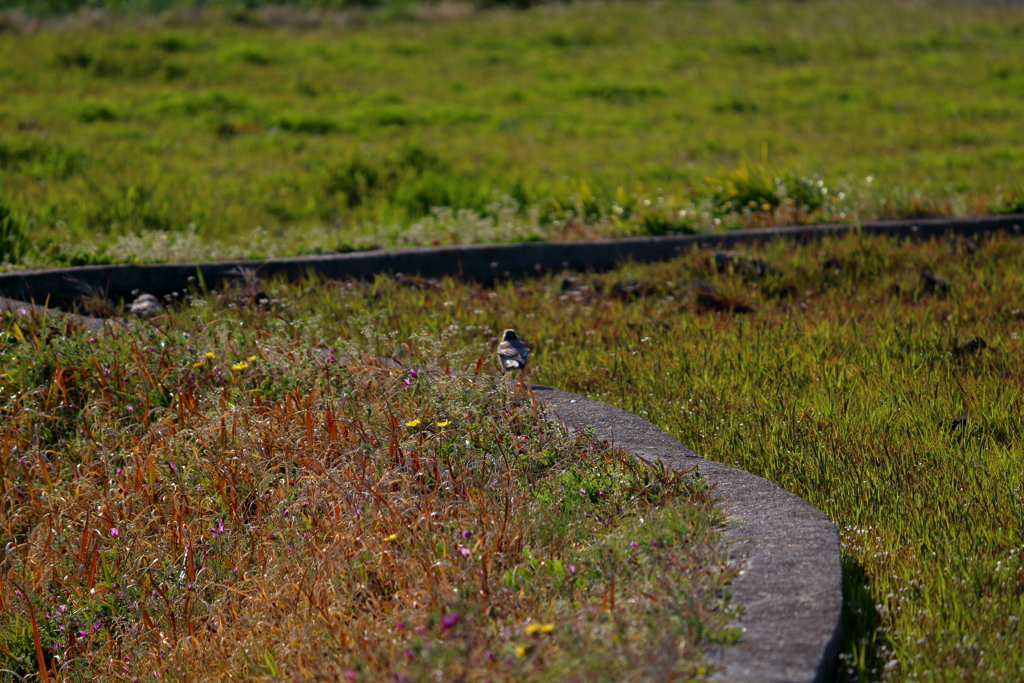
[497,329,529,374]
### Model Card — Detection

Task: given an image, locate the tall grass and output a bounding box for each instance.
[0,296,735,680]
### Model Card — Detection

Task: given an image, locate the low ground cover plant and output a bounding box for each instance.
[0,0,1022,266]
[165,230,1022,682]
[0,301,736,680]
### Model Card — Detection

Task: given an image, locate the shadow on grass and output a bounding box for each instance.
[838,554,891,683]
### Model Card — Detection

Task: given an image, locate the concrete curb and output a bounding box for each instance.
[534,386,842,683]
[2,213,1021,308]
[0,296,108,332]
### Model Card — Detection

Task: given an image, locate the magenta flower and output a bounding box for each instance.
[110,527,119,537]
[458,545,471,557]
[441,612,460,630]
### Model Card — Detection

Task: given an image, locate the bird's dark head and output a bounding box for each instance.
[502,329,519,341]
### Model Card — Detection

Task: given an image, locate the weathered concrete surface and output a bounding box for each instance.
[0,296,108,332]
[533,386,842,683]
[1,213,1021,309]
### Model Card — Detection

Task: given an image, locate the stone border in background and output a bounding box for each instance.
[1,213,1021,308]
[535,386,842,683]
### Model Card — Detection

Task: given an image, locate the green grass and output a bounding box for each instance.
[1,0,1023,266]
[0,292,736,681]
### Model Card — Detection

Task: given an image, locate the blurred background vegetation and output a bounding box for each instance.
[0,0,1022,266]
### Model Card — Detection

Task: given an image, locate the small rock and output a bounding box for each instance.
[611,279,656,300]
[714,250,770,279]
[129,293,162,316]
[691,280,722,309]
[690,280,752,313]
[921,270,949,296]
[953,337,987,356]
[940,417,967,431]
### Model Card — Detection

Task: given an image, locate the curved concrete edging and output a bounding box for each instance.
[534,386,842,683]
[1,213,1021,308]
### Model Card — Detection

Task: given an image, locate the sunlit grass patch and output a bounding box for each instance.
[0,300,735,680]
[0,0,1022,265]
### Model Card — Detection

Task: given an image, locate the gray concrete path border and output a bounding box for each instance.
[534,386,842,683]
[0,295,107,332]
[1,213,1021,309]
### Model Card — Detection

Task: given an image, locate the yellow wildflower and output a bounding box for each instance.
[231,361,249,371]
[405,419,421,428]
[540,623,554,633]
[205,351,215,360]
[247,355,258,362]
[514,646,528,657]
[437,420,450,428]
[384,533,398,542]
[524,623,541,635]
[192,360,205,368]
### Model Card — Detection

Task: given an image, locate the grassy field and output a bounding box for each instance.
[1,0,1023,266]
[3,228,1024,681]
[150,229,1023,683]
[0,295,736,680]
